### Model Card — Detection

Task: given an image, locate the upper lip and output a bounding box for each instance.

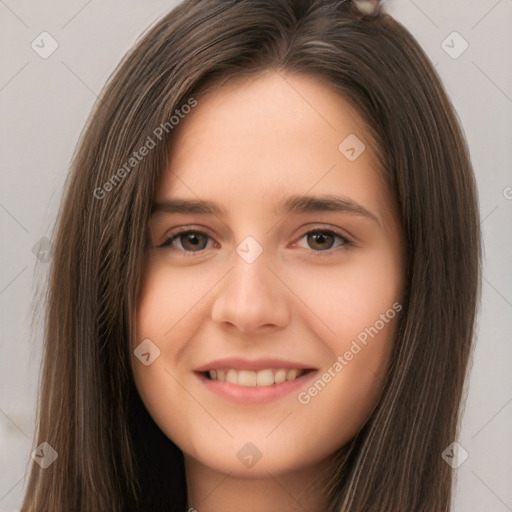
[194,357,316,372]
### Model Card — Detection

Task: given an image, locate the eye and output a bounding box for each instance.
[157,227,353,256]
[295,228,352,253]
[158,229,215,254]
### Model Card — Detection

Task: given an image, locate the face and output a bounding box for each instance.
[133,71,405,479]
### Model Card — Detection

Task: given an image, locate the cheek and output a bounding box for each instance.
[132,267,197,445]
[288,246,402,346]
[285,249,401,435]
[132,260,223,424]
[294,299,400,449]
[134,261,212,350]
[132,266,185,409]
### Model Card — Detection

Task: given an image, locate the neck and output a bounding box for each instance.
[184,452,340,512]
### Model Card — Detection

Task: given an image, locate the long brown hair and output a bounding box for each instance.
[21,0,481,510]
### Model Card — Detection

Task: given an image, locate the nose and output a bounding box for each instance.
[210,248,291,334]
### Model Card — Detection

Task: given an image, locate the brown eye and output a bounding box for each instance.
[296,229,352,253]
[307,231,336,251]
[159,230,212,253]
[179,232,209,251]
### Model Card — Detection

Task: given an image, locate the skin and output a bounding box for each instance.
[133,70,405,512]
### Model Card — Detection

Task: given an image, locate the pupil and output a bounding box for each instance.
[184,233,205,250]
[310,232,332,250]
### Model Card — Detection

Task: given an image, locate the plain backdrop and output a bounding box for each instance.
[0,1,511,511]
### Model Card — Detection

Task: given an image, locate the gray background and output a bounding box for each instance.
[1,1,511,510]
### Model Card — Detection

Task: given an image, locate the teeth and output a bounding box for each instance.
[207,368,306,386]
[286,369,299,381]
[226,369,238,384]
[256,369,274,386]
[274,369,287,383]
[238,370,257,386]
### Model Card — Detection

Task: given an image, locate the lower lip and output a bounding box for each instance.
[195,370,318,404]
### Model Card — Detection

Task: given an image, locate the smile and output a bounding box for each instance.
[206,368,308,386]
[196,368,317,404]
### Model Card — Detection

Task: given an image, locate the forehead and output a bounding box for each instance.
[157,71,391,220]
[169,70,374,159]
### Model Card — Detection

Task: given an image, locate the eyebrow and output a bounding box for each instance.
[151,194,381,226]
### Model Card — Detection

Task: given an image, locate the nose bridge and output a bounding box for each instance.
[232,245,271,300]
[210,237,290,332]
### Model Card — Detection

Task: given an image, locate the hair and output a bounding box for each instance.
[21,0,481,510]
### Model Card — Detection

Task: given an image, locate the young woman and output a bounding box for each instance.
[21,0,481,510]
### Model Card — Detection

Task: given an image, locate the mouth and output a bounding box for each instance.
[194,360,318,404]
[202,368,312,387]
[194,367,318,406]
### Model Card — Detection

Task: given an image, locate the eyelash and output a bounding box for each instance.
[157,227,354,257]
